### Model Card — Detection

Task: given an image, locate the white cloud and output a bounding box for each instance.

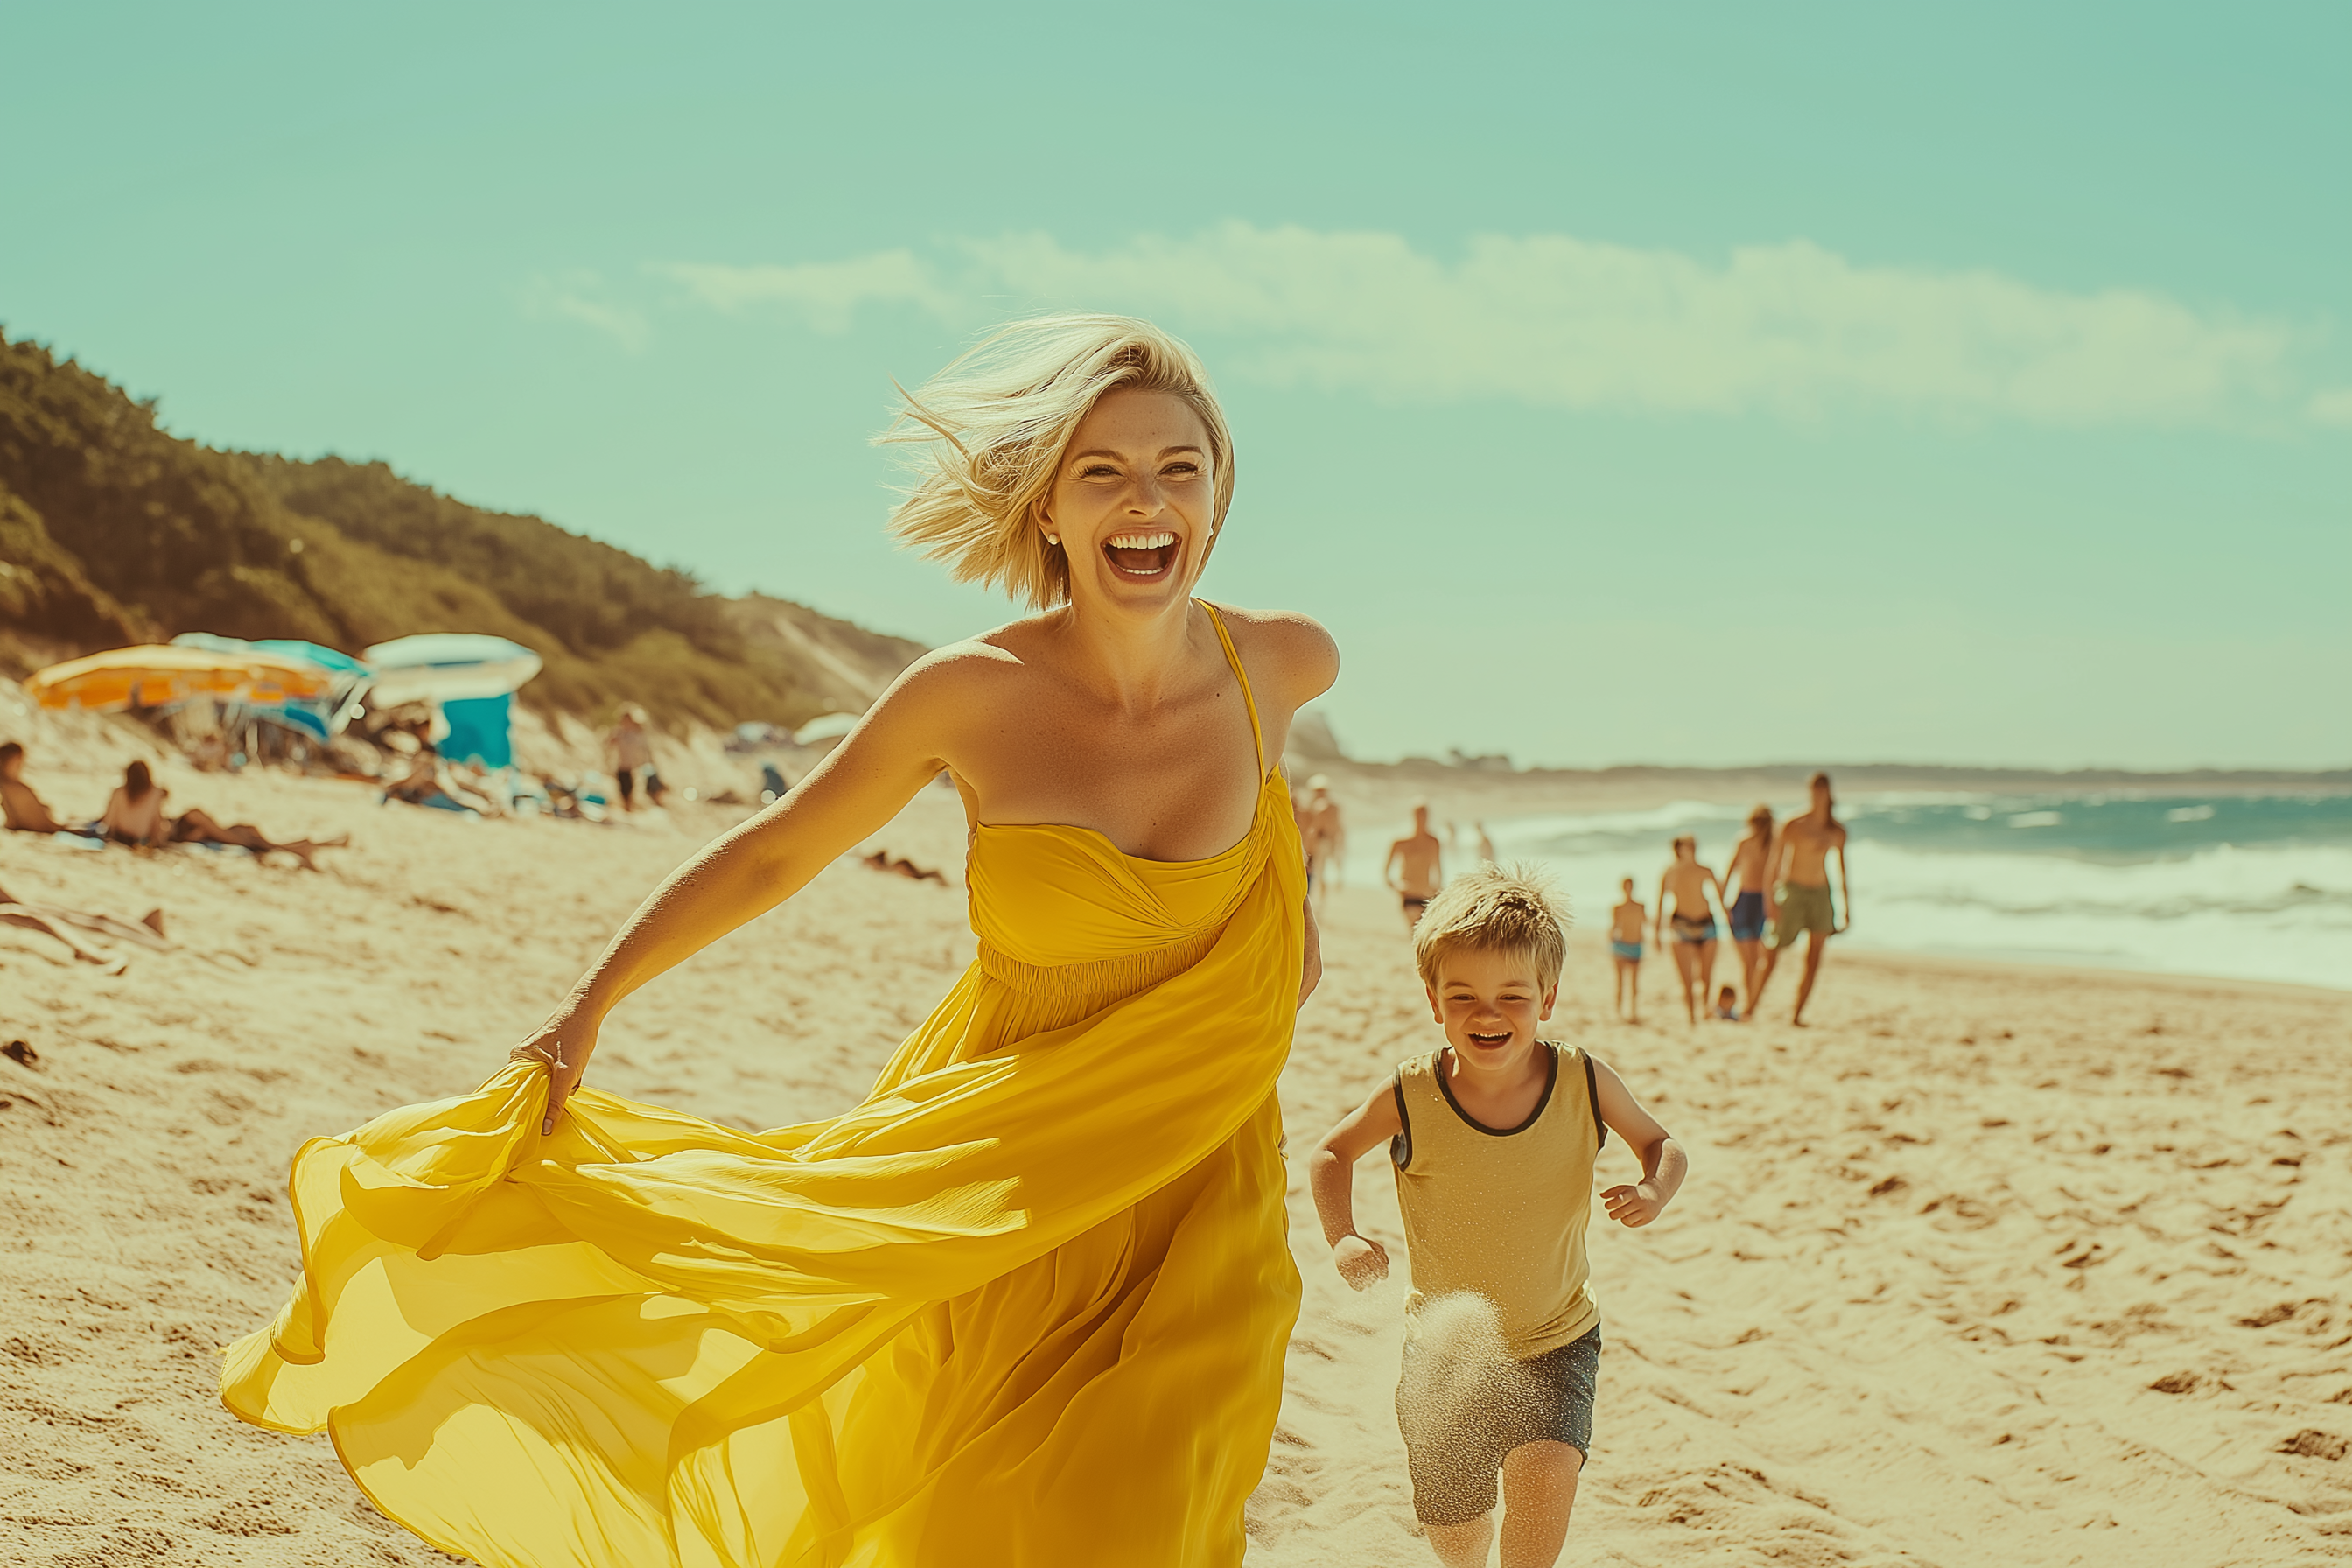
[522,271,651,353]
[655,252,953,334]
[655,223,2306,427]
[2307,388,2352,428]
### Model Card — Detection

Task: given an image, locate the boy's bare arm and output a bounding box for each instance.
[1591,1056,1688,1228]
[1310,1086,1404,1290]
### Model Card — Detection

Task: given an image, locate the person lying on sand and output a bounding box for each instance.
[1311,865,1687,1568]
[101,761,348,872]
[860,848,948,885]
[385,752,500,817]
[0,742,70,834]
[0,878,171,971]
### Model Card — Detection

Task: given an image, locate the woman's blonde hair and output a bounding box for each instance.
[1412,863,1572,991]
[877,315,1236,608]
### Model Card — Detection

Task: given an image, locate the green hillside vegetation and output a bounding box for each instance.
[0,329,921,726]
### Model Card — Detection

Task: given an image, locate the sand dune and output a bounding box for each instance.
[3,760,2347,1564]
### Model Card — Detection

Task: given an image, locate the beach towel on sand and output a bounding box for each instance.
[220,610,1306,1568]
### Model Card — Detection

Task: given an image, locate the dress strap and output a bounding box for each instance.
[1200,601,1266,780]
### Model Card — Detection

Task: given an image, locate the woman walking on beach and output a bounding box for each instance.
[1654,834,1726,1026]
[221,317,1335,1568]
[1721,803,1774,1013]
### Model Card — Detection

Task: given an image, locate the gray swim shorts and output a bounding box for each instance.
[1770,882,1836,948]
[1396,1326,1600,1526]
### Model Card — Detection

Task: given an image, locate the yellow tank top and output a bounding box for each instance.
[1391,1042,1606,1358]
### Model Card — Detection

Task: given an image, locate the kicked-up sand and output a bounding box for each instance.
[2,759,2348,1565]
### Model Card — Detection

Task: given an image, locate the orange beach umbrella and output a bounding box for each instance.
[21,644,335,713]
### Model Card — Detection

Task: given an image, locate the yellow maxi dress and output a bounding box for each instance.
[221,605,1306,1568]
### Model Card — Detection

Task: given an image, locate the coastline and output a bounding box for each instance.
[4,765,2348,1563]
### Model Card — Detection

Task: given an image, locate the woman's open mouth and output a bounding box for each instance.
[1102,530,1180,579]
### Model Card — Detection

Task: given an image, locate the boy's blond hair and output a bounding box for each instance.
[1411,863,1571,990]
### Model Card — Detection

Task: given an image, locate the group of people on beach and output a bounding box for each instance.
[1610,771,1852,1026]
[1292,777,1504,934]
[1295,766,1853,1031]
[1,742,346,871]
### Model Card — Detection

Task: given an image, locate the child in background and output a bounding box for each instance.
[1712,984,1740,1021]
[1311,865,1688,1568]
[1608,877,1645,1025]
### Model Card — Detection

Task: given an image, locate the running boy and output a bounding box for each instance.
[1311,866,1687,1568]
[1607,877,1645,1024]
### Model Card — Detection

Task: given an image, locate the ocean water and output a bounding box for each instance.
[1355,793,2352,992]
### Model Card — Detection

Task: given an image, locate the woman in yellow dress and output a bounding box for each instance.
[221,316,1338,1568]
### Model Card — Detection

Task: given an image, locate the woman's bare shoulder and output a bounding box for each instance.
[1208,604,1339,706]
[873,620,1052,718]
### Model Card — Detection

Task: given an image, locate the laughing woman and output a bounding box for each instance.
[221,317,1338,1568]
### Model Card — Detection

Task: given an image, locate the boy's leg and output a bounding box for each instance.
[1497,1440,1583,1568]
[1424,1513,1496,1568]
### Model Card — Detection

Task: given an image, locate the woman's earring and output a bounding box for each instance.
[1046,534,1060,545]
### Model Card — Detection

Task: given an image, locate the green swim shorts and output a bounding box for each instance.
[1771,883,1836,948]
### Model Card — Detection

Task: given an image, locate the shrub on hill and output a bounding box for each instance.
[0,329,920,724]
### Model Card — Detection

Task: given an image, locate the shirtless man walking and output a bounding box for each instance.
[1384,801,1445,929]
[1752,772,1852,1026]
[1298,774,1347,914]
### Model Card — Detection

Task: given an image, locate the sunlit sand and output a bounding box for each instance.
[3,748,2347,1564]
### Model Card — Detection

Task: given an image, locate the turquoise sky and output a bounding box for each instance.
[4,4,2345,769]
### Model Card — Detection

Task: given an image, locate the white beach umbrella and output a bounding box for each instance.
[362,634,543,708]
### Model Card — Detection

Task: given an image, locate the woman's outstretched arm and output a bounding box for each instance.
[513,655,970,1130]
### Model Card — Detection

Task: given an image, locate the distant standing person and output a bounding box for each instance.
[1387,802,1445,928]
[1299,774,1348,913]
[1719,804,1774,1015]
[1653,836,1726,1026]
[1753,772,1852,1026]
[1474,821,1497,864]
[1608,877,1645,1024]
[608,704,654,811]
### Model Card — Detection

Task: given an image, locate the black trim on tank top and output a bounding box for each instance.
[1434,1042,1559,1137]
[1584,1051,1607,1151]
[1390,1071,1413,1168]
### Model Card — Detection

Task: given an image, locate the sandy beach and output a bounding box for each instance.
[4,749,2348,1565]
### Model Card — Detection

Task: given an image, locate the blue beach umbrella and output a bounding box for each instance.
[361,634,543,770]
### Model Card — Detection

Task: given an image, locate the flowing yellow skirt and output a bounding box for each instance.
[222,782,1306,1568]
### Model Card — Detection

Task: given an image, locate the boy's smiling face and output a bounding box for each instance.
[1426,947,1557,1078]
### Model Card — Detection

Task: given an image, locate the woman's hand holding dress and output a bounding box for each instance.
[508,997,603,1135]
